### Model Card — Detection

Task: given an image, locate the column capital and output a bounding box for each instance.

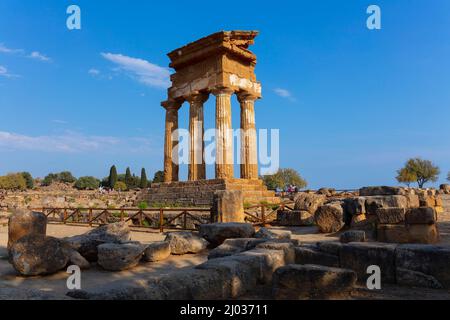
[211,86,234,97]
[237,91,259,103]
[161,99,183,111]
[184,91,209,105]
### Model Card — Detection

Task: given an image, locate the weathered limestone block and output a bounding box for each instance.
[359,186,406,196]
[377,224,410,243]
[293,193,326,213]
[7,209,47,256]
[344,197,366,216]
[419,196,436,207]
[340,242,397,283]
[238,248,288,284]
[396,268,443,289]
[407,224,440,244]
[376,207,406,224]
[255,227,291,240]
[211,190,244,223]
[405,207,436,225]
[199,222,255,247]
[315,241,343,256]
[97,242,146,271]
[440,184,450,194]
[294,246,339,267]
[314,202,345,233]
[365,195,408,215]
[143,241,171,262]
[395,244,450,288]
[405,194,420,208]
[339,230,366,243]
[164,231,208,255]
[10,234,70,276]
[316,188,336,196]
[208,243,247,259]
[272,264,357,299]
[63,222,130,261]
[256,242,295,264]
[277,210,314,226]
[68,249,90,270]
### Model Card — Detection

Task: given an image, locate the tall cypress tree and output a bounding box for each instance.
[108,165,118,189]
[125,167,133,189]
[140,168,148,189]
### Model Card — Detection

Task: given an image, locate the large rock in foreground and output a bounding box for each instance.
[143,241,171,262]
[97,242,146,271]
[164,231,208,255]
[314,202,344,233]
[272,264,357,299]
[63,222,131,261]
[9,234,70,276]
[8,209,47,256]
[199,223,255,247]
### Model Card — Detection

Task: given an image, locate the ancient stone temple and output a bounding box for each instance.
[138,31,278,206]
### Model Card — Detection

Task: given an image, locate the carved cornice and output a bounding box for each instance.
[237,91,259,103]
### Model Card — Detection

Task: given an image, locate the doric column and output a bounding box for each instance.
[186,91,208,181]
[212,87,235,179]
[237,92,258,179]
[162,99,182,182]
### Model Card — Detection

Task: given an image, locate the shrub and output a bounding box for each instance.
[58,171,76,183]
[21,172,34,189]
[138,201,148,209]
[0,173,27,190]
[42,173,58,186]
[153,170,164,183]
[261,168,307,190]
[113,181,128,191]
[74,176,100,190]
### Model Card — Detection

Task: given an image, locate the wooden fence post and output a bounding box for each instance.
[159,208,164,233]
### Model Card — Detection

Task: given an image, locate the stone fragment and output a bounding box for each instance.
[255,227,291,240]
[340,242,397,283]
[293,193,326,213]
[68,249,90,269]
[272,264,357,299]
[377,224,410,243]
[276,210,314,226]
[343,197,366,216]
[376,207,406,224]
[359,186,405,196]
[211,190,244,222]
[7,209,47,256]
[314,202,344,233]
[143,241,171,262]
[315,241,343,256]
[405,207,436,225]
[256,242,295,264]
[10,234,70,276]
[395,244,450,288]
[294,246,339,267]
[164,231,208,255]
[339,230,366,243]
[63,222,130,261]
[396,268,443,289]
[198,222,255,247]
[365,196,408,215]
[407,224,439,244]
[97,242,146,271]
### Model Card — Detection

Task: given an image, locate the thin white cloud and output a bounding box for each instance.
[0,65,19,78]
[28,51,51,62]
[101,52,170,89]
[0,43,24,54]
[274,88,296,101]
[52,119,68,124]
[0,130,159,154]
[88,68,100,76]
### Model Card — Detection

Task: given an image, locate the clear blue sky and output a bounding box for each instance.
[0,0,449,189]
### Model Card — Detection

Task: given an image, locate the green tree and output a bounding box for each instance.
[108,165,118,189]
[261,168,307,190]
[42,173,58,186]
[397,158,440,188]
[153,170,164,183]
[0,173,27,190]
[74,176,100,190]
[21,172,34,189]
[57,171,76,183]
[396,167,417,187]
[140,168,148,189]
[124,167,133,188]
[113,181,128,191]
